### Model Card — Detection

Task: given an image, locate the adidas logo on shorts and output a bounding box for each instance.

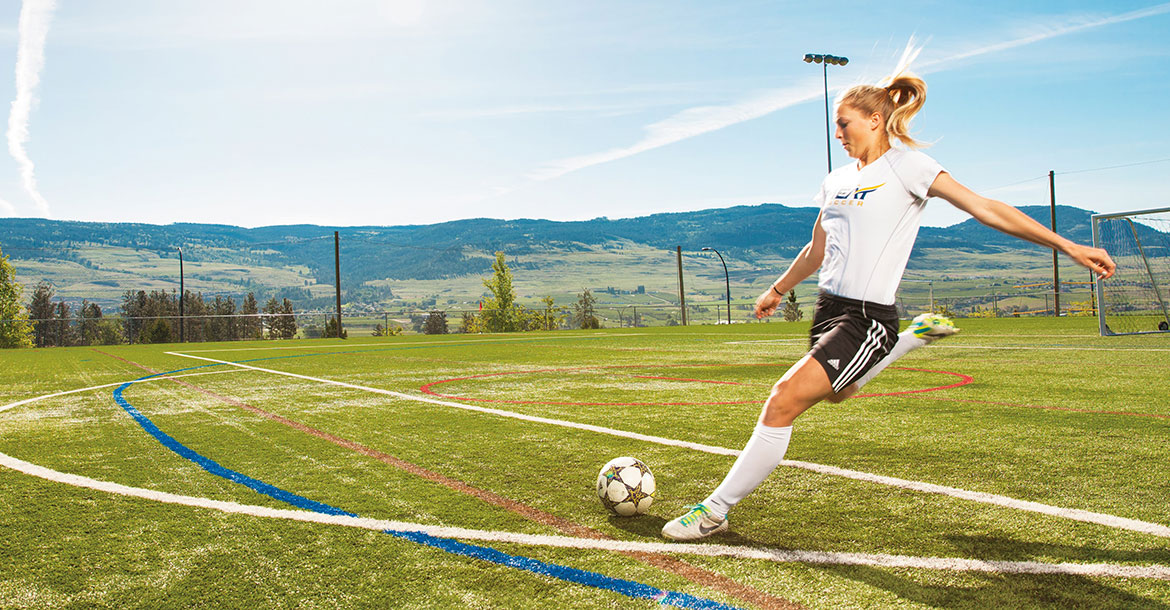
[827,358,840,370]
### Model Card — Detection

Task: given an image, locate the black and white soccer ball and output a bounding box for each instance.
[596,456,656,516]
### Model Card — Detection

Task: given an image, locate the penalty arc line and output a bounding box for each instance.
[0,450,1166,581]
[165,352,1170,540]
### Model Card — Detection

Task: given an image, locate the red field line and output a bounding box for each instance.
[421,363,974,406]
[95,350,800,610]
[924,396,1170,420]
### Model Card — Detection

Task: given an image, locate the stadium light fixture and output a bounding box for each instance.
[804,52,848,173]
[701,247,731,325]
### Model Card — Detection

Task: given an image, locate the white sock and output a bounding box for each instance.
[702,422,792,519]
[853,330,927,390]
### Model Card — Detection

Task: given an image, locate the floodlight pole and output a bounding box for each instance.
[804,53,848,174]
[334,231,344,339]
[822,62,831,172]
[702,247,731,325]
[178,247,184,343]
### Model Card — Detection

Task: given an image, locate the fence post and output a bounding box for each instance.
[676,246,687,326]
[1049,170,1061,317]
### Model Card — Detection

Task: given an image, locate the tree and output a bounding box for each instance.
[373,323,402,336]
[182,291,208,342]
[241,292,262,339]
[263,297,280,339]
[145,318,172,343]
[28,282,55,347]
[481,251,518,332]
[459,311,481,334]
[323,315,347,339]
[538,295,567,331]
[207,295,238,342]
[278,298,297,339]
[573,289,600,329]
[120,290,148,343]
[423,310,448,335]
[77,301,103,346]
[782,290,803,322]
[97,318,122,345]
[0,245,32,348]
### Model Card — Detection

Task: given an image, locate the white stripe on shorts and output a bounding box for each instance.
[832,320,887,393]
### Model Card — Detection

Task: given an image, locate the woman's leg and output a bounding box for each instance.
[661,355,835,540]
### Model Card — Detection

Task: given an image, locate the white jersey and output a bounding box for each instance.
[814,148,944,305]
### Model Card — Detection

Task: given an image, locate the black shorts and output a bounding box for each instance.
[807,292,899,394]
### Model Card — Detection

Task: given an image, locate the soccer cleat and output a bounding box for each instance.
[661,504,728,541]
[908,313,960,341]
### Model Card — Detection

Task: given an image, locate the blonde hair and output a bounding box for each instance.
[838,73,927,149]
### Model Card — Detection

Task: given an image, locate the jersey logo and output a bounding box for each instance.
[831,183,885,206]
[827,358,840,370]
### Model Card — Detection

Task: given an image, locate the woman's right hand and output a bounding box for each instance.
[755,286,783,319]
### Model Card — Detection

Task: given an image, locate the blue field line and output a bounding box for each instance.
[112,366,739,610]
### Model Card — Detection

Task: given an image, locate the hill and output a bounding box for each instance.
[0,203,1117,310]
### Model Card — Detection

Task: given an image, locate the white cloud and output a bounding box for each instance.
[7,0,56,217]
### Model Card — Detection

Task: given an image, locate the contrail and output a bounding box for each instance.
[528,2,1170,183]
[526,80,823,182]
[7,0,56,216]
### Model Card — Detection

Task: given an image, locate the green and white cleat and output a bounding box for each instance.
[908,313,960,341]
[661,504,728,541]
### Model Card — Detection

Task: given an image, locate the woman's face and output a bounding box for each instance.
[834,104,882,159]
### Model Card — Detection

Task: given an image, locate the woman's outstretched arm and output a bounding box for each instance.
[928,172,1116,279]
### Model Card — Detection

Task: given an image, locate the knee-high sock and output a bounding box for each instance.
[702,422,792,519]
[853,329,928,390]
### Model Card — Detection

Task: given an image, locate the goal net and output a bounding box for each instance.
[1092,207,1170,336]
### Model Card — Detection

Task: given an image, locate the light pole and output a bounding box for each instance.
[803,53,848,174]
[702,247,731,325]
[177,247,185,343]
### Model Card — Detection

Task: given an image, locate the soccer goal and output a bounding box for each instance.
[1092,207,1170,336]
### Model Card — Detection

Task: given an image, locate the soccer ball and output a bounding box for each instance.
[596,457,656,516]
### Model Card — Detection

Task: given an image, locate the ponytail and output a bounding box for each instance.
[838,72,928,149]
[884,74,926,148]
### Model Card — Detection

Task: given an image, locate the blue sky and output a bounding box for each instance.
[0,0,1167,228]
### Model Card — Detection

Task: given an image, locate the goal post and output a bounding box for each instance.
[1092,206,1170,336]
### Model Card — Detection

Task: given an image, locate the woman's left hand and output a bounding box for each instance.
[1066,243,1117,279]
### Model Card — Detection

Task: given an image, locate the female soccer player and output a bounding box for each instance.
[662,72,1116,541]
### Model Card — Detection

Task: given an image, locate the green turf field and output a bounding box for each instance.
[1,317,1168,608]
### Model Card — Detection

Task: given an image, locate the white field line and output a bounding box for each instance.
[166,351,1170,539]
[176,334,640,354]
[727,339,1170,352]
[2,370,1168,579]
[0,448,1167,580]
[932,345,1170,352]
[0,370,245,416]
[165,352,737,456]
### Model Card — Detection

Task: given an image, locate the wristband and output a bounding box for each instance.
[771,285,784,296]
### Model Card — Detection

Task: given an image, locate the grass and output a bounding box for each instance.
[1,318,1168,608]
